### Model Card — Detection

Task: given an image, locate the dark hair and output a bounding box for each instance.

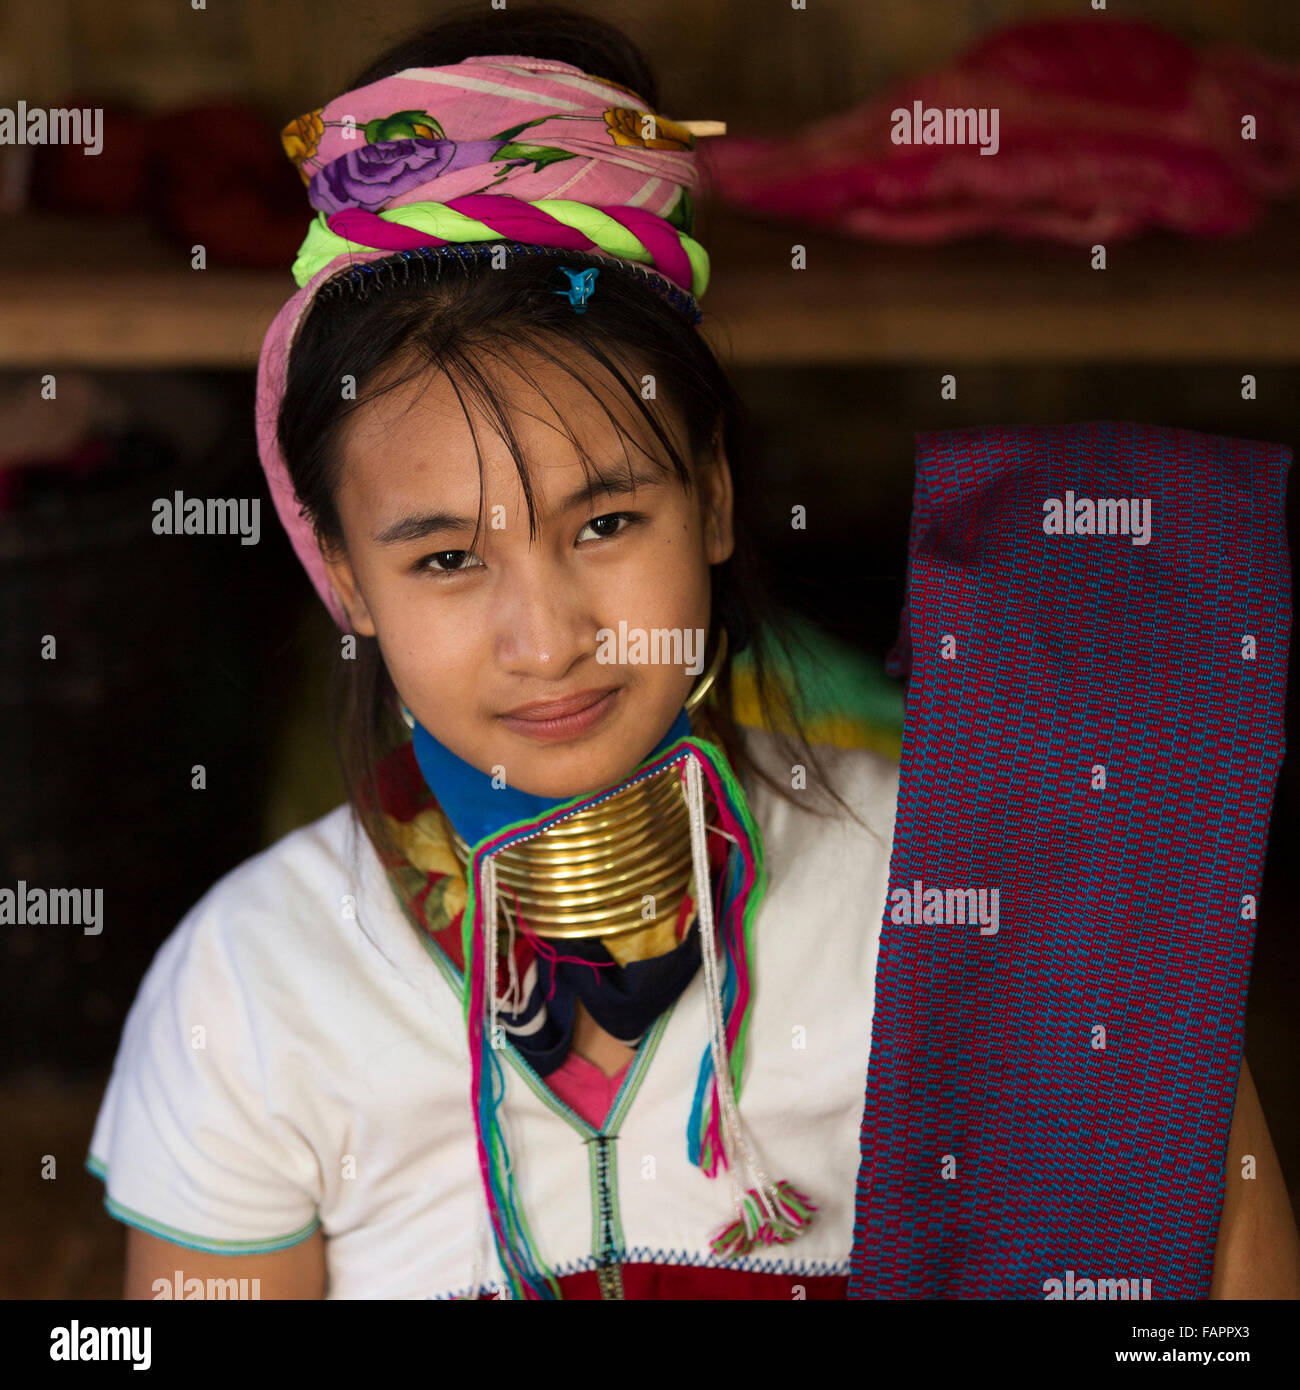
[277,3,872,864]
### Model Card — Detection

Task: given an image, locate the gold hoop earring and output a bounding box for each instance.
[685,627,728,714]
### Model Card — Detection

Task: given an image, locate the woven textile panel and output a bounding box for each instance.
[850,421,1291,1298]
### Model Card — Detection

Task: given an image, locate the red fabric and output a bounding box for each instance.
[28,100,306,268]
[486,1265,848,1299]
[702,18,1300,244]
[0,436,112,516]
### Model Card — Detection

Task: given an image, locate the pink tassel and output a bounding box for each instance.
[709,1180,818,1258]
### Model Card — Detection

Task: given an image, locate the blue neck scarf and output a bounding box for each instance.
[410,706,691,850]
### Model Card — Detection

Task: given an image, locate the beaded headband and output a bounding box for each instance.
[312,239,704,326]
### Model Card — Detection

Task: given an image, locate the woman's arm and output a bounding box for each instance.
[123,1227,327,1300]
[1209,1056,1300,1298]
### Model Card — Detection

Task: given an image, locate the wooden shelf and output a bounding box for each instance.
[696,201,1300,366]
[0,214,288,369]
[2,203,1299,369]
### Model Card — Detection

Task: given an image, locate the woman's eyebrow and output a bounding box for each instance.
[371,465,665,545]
[556,464,665,515]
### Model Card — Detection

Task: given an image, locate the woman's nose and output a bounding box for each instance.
[493,568,596,680]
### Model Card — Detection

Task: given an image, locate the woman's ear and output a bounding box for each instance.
[321,546,377,637]
[700,432,735,565]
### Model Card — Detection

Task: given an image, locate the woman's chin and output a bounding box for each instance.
[504,743,644,802]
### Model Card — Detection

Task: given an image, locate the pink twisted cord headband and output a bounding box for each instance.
[255,54,720,630]
[325,200,699,300]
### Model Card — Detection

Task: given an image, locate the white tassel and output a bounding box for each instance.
[682,753,784,1229]
[477,852,512,1299]
[483,855,501,1055]
[495,882,526,1013]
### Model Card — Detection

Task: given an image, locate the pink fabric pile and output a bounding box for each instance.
[701,18,1300,244]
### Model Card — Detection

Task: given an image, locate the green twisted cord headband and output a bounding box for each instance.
[291,200,711,300]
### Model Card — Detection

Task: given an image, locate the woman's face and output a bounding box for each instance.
[322,351,734,800]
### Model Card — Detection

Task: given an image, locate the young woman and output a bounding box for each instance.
[88,7,901,1300]
[87,5,1296,1301]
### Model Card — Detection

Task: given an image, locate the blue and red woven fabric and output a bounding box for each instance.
[850,421,1291,1298]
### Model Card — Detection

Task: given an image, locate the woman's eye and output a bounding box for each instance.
[577,511,642,543]
[417,513,643,574]
[420,550,484,575]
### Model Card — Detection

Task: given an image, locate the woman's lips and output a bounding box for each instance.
[498,688,621,742]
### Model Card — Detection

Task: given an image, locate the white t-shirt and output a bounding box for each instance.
[87,727,901,1298]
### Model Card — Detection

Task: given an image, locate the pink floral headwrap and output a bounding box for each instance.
[255,54,713,630]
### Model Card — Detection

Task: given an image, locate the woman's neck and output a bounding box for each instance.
[571,997,637,1076]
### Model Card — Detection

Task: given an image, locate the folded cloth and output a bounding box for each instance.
[851,421,1290,1298]
[703,18,1300,244]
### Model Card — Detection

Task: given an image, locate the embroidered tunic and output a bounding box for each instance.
[87,726,900,1299]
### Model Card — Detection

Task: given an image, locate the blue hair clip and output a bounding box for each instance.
[554,265,599,312]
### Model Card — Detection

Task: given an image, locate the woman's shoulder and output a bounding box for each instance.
[730,726,899,950]
[187,801,363,934]
[732,723,901,890]
[736,723,901,832]
[130,802,399,1021]
[86,804,389,1247]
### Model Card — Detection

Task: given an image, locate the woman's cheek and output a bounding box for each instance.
[608,535,707,630]
[379,593,464,695]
